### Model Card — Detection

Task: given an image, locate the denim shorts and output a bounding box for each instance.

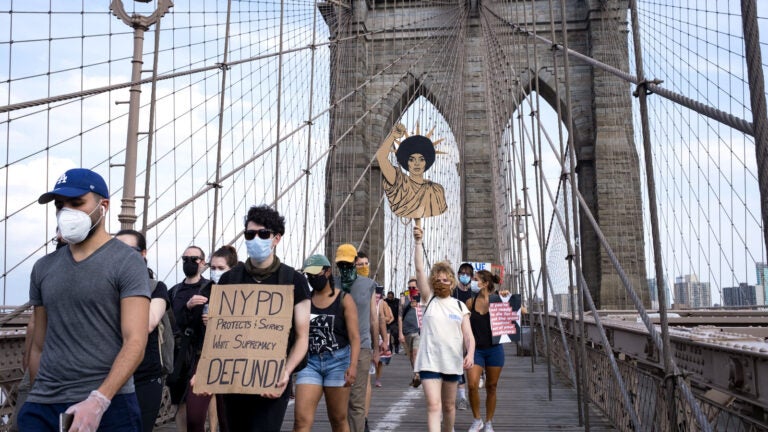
[296,344,351,387]
[419,370,462,382]
[474,344,505,368]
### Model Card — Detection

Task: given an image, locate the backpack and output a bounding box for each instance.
[152,280,176,376]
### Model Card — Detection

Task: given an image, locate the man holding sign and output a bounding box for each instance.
[197,205,311,432]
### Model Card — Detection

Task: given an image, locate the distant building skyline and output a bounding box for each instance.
[647,277,670,309]
[673,274,711,308]
[757,262,768,305]
[723,283,762,306]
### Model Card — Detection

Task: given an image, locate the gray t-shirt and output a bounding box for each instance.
[27,238,150,403]
[401,302,420,335]
[337,276,376,350]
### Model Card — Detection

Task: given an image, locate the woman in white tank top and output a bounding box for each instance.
[412,224,475,432]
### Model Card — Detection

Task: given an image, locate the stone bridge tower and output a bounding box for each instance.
[321,0,649,310]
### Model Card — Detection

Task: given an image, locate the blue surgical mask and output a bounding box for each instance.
[246,237,273,263]
[459,274,471,285]
[470,280,480,293]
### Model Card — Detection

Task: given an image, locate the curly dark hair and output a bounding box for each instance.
[244,204,285,235]
[212,245,238,268]
[395,135,436,172]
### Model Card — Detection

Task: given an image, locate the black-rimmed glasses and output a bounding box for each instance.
[244,228,274,240]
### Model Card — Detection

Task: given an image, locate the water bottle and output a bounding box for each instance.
[369,360,376,375]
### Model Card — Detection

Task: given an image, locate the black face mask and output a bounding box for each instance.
[308,274,328,292]
[183,260,199,277]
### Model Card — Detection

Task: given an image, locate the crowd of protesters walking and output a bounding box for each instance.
[13,168,521,432]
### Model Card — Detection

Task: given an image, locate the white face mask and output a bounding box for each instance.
[57,202,103,244]
[470,280,480,293]
[210,269,223,283]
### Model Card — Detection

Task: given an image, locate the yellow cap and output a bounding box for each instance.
[335,243,357,263]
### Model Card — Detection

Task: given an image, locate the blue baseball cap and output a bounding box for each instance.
[38,168,110,204]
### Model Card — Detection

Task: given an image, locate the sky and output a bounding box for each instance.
[1,0,767,309]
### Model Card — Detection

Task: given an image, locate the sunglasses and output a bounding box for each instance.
[181,256,203,263]
[244,228,274,240]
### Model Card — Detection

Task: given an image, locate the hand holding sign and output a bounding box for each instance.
[195,284,294,395]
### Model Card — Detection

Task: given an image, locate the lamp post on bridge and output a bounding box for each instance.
[512,200,528,295]
[111,0,173,230]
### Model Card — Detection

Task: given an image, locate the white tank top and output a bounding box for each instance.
[414,295,469,375]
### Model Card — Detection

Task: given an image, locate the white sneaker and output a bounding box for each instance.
[468,418,484,432]
[456,397,469,410]
[484,421,494,432]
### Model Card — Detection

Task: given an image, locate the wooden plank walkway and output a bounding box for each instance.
[156,344,616,431]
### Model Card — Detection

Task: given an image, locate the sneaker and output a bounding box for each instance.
[375,380,382,387]
[456,397,469,410]
[468,418,484,432]
[483,421,494,432]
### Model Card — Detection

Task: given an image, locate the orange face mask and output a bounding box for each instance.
[357,265,370,277]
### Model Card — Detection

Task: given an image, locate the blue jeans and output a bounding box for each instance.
[18,393,141,431]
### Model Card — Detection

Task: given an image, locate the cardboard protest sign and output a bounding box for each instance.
[467,261,491,273]
[491,264,505,284]
[489,302,518,338]
[195,284,294,394]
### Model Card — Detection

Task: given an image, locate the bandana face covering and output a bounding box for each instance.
[339,264,357,292]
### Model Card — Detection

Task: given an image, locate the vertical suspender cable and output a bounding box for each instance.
[141,18,163,235]
[527,0,553,399]
[302,4,320,262]
[210,0,234,255]
[546,0,583,423]
[275,0,286,206]
[628,0,675,427]
[740,0,768,258]
[557,0,590,427]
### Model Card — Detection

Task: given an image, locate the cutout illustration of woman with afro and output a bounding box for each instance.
[375,123,448,219]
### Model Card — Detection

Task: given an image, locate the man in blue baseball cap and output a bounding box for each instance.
[19,168,151,432]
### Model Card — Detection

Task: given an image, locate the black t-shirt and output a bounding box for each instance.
[217,262,311,306]
[134,280,169,382]
[453,285,473,303]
